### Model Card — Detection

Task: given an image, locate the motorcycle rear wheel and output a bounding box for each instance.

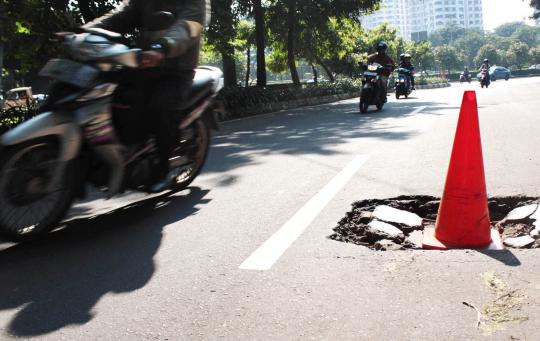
[0,139,76,242]
[359,100,369,114]
[170,118,210,191]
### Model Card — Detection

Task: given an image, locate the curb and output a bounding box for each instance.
[415,82,451,90]
[216,82,450,121]
[217,92,360,121]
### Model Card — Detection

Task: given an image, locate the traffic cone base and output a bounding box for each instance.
[422,227,504,250]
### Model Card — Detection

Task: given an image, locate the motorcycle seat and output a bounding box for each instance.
[179,66,222,111]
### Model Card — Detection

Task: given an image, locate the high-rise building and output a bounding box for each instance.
[362,0,484,41]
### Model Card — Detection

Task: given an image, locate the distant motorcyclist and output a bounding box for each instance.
[83,0,210,192]
[463,66,470,78]
[367,41,395,101]
[460,66,471,83]
[479,59,490,82]
[399,53,415,90]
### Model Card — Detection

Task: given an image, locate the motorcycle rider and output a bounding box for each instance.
[462,66,471,81]
[399,53,415,90]
[479,58,490,83]
[83,0,209,192]
[367,41,395,102]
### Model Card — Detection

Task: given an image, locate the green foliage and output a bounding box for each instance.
[511,25,540,47]
[494,22,528,37]
[428,24,466,46]
[217,79,362,110]
[473,44,499,67]
[530,46,540,64]
[453,29,486,64]
[405,41,435,71]
[0,104,39,134]
[0,0,120,74]
[509,42,531,69]
[433,45,466,71]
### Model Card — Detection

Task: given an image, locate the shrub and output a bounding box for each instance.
[0,105,39,134]
[216,79,362,110]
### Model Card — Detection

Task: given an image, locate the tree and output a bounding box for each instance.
[511,25,540,47]
[237,0,268,87]
[509,42,530,69]
[473,44,499,68]
[0,0,119,77]
[498,50,516,68]
[454,29,486,65]
[494,21,528,37]
[235,21,255,87]
[428,24,466,46]
[433,45,466,72]
[207,0,238,87]
[406,41,435,71]
[267,0,380,86]
[530,46,540,65]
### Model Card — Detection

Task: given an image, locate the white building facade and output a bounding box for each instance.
[362,0,484,41]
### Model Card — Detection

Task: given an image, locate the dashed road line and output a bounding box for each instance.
[239,154,370,271]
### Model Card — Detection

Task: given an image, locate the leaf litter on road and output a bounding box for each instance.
[477,271,529,335]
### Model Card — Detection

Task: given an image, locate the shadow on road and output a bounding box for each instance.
[206,98,456,178]
[477,249,522,267]
[0,187,211,337]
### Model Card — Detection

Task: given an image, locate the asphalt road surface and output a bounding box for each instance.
[1,77,540,340]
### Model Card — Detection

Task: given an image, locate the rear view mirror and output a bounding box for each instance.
[146,11,175,31]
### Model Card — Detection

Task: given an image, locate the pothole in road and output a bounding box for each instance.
[329,196,540,250]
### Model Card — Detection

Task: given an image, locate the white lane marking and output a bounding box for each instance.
[239,155,370,271]
[409,105,426,115]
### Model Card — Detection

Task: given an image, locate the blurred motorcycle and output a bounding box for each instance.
[0,28,223,242]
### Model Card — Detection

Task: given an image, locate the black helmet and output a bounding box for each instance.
[483,59,489,63]
[402,53,411,60]
[376,41,388,53]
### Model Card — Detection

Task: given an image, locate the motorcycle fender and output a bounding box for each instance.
[0,111,82,162]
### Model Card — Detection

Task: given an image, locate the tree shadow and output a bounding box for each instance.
[0,187,211,337]
[206,98,456,177]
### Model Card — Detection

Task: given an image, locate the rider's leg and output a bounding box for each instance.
[411,75,415,90]
[148,72,194,189]
[380,76,389,102]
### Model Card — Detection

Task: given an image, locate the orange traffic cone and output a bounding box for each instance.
[423,91,503,250]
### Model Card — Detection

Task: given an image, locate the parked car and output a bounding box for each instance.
[4,87,34,108]
[529,64,540,70]
[477,66,511,81]
[32,93,48,104]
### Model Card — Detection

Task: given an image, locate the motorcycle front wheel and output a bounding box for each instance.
[0,139,77,242]
[170,118,210,191]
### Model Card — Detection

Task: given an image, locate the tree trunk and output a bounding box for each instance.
[245,46,251,87]
[314,55,334,82]
[311,64,318,84]
[287,0,300,87]
[222,49,237,87]
[253,0,267,87]
[0,43,4,94]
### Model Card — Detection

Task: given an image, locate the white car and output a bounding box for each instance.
[32,94,48,103]
[529,64,540,70]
